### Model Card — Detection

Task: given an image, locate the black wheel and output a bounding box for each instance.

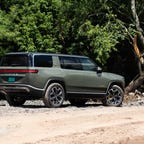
[6,95,26,106]
[102,85,124,107]
[43,83,65,108]
[69,99,87,107]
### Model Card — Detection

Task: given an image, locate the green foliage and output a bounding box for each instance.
[0,10,16,55]
[7,0,63,52]
[0,0,139,65]
[78,15,127,64]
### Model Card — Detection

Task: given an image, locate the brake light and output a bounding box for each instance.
[0,69,39,73]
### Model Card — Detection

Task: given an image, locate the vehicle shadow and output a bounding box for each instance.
[21,103,103,109]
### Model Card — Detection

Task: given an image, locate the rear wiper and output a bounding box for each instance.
[11,64,22,66]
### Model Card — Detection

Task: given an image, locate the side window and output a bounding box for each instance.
[59,56,82,70]
[34,55,53,67]
[80,58,97,71]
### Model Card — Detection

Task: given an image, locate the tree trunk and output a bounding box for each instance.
[131,0,144,47]
[125,36,144,94]
[125,74,144,94]
[125,0,144,94]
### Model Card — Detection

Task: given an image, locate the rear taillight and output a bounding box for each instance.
[0,69,39,73]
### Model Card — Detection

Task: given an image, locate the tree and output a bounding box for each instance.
[57,0,130,64]
[0,0,138,69]
[77,18,126,64]
[0,0,130,64]
[0,10,16,55]
[9,0,63,52]
[131,0,144,47]
[125,0,144,94]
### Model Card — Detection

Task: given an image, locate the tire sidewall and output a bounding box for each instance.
[103,85,124,107]
[43,83,65,108]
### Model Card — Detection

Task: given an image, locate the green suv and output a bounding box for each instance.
[0,52,125,107]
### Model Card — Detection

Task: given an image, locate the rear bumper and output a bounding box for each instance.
[0,86,30,93]
[0,84,44,99]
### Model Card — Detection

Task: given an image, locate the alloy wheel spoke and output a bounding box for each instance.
[49,86,64,106]
[107,88,122,105]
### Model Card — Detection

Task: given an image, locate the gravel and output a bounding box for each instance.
[0,92,144,115]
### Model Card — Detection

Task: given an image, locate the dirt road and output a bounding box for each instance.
[0,100,144,144]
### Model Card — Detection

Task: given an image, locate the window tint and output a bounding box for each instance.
[34,55,52,67]
[0,55,28,66]
[79,57,97,71]
[59,56,82,70]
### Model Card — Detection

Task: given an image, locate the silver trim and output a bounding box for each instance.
[67,91,106,95]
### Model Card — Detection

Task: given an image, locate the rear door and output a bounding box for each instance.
[0,54,33,84]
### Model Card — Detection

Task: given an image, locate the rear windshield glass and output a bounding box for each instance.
[0,55,28,66]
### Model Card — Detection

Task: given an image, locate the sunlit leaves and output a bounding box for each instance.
[0,0,139,65]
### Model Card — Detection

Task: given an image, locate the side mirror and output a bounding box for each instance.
[97,66,102,73]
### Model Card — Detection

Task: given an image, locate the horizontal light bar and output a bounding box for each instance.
[0,69,39,73]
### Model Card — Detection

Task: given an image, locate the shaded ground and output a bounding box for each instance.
[0,93,144,144]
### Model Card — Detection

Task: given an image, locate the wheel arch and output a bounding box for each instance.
[106,81,125,93]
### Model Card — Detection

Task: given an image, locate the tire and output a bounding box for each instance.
[69,99,87,107]
[6,95,26,106]
[102,85,124,107]
[43,83,65,108]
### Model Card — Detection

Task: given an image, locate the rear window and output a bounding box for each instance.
[0,55,28,66]
[34,55,53,67]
